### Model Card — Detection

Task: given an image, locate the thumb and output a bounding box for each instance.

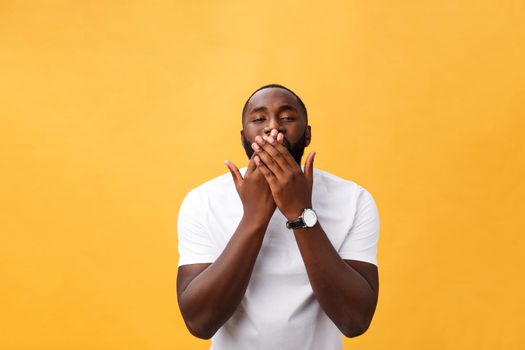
[245,153,257,177]
[224,160,243,189]
[304,152,316,186]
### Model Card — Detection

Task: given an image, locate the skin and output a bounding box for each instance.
[177,88,379,339]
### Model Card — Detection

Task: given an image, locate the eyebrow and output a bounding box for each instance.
[250,106,268,114]
[249,104,298,115]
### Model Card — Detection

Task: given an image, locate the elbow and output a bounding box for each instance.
[184,319,217,340]
[340,314,373,338]
[341,299,378,338]
[181,306,220,340]
[179,299,218,339]
[341,322,370,338]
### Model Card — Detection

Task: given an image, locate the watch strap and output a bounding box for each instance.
[286,217,306,229]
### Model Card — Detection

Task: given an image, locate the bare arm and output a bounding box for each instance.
[176,157,275,339]
[292,223,379,337]
[177,216,269,339]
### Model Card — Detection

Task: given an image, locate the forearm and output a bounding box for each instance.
[293,222,378,337]
[179,215,269,338]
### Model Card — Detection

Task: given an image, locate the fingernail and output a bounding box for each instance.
[252,142,260,150]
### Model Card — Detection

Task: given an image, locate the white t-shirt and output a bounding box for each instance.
[177,167,380,350]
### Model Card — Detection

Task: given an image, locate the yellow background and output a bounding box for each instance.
[1,1,524,349]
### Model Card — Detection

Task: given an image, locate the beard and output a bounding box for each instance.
[242,132,307,165]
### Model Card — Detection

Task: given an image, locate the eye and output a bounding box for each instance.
[281,115,295,122]
[252,116,265,123]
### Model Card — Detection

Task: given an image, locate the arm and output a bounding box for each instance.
[252,132,379,337]
[292,224,379,337]
[177,217,269,339]
[176,157,275,339]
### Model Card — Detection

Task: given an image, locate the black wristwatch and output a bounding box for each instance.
[286,209,318,229]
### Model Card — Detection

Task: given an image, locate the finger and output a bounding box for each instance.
[244,152,257,178]
[268,132,297,168]
[277,132,284,144]
[303,151,316,185]
[224,160,243,189]
[254,155,277,185]
[252,137,284,176]
[259,135,290,172]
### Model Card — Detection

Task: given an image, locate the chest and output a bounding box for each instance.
[205,190,357,277]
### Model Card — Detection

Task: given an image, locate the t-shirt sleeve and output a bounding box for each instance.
[338,188,380,266]
[177,188,218,267]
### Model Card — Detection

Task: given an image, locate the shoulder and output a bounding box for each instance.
[313,168,369,195]
[180,169,241,204]
[312,167,378,212]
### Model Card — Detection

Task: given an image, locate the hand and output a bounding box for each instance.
[251,129,316,221]
[224,154,276,225]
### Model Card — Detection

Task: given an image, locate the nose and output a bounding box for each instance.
[264,118,285,136]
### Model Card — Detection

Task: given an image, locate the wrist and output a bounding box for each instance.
[285,208,318,230]
[283,202,312,221]
[241,209,273,229]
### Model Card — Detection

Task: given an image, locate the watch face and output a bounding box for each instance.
[303,209,317,227]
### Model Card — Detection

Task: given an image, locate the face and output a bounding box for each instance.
[241,88,311,164]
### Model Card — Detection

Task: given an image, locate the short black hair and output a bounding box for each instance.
[242,84,308,123]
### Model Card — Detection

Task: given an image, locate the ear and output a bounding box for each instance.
[305,125,312,147]
[240,129,245,146]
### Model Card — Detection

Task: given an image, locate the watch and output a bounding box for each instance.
[286,208,318,229]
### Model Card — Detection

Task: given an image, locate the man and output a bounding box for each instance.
[177,84,380,349]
